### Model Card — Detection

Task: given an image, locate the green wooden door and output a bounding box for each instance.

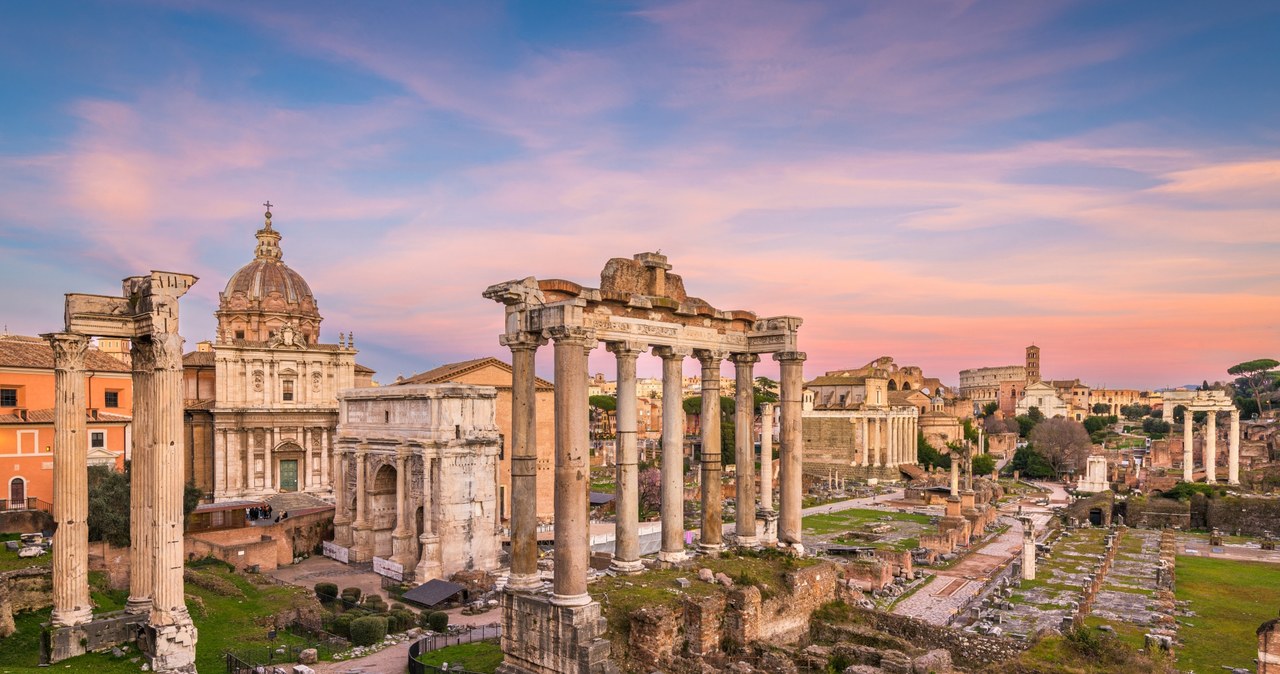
[279,459,298,492]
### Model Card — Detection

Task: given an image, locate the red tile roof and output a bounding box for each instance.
[0,335,131,373]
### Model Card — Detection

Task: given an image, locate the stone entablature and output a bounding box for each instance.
[1163,390,1240,485]
[332,384,502,581]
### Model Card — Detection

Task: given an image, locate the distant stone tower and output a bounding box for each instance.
[1025,345,1041,384]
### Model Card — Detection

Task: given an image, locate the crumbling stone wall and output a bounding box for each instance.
[0,567,52,637]
[1259,617,1280,674]
[1127,495,1191,529]
[0,509,53,534]
[1206,497,1280,537]
[1064,492,1114,527]
[817,605,1024,668]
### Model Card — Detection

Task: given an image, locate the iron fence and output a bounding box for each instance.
[407,624,502,674]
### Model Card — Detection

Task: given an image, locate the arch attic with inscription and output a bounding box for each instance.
[485,252,806,674]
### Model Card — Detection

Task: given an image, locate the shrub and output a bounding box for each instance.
[315,582,339,604]
[391,602,405,611]
[389,608,416,632]
[426,610,449,633]
[364,593,386,610]
[350,616,389,646]
[341,586,362,603]
[328,613,355,638]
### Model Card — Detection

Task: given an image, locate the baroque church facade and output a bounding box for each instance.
[184,209,374,502]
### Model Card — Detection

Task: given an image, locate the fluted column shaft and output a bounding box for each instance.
[150,333,189,627]
[506,338,543,590]
[127,340,155,615]
[394,452,409,534]
[859,418,869,467]
[733,354,759,545]
[696,350,726,553]
[890,415,900,466]
[775,351,806,550]
[49,333,92,627]
[656,347,689,563]
[1228,409,1240,485]
[550,327,593,605]
[609,342,644,573]
[873,419,882,467]
[1205,412,1217,483]
[354,448,368,526]
[949,458,959,497]
[1183,414,1194,482]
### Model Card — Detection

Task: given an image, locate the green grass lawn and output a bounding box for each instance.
[1175,554,1280,673]
[801,508,931,535]
[0,565,320,674]
[0,533,52,572]
[415,641,503,673]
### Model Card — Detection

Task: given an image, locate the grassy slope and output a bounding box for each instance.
[1175,554,1280,673]
[801,508,932,535]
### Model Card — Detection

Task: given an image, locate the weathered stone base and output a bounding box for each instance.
[498,592,617,674]
[42,610,148,664]
[140,614,199,674]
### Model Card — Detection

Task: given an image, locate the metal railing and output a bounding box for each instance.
[407,625,502,674]
[0,497,52,512]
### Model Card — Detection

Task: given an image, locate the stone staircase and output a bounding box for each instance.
[899,464,927,482]
[493,570,509,592]
[264,491,333,515]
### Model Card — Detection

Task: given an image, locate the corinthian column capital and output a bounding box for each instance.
[605,341,646,360]
[546,325,595,346]
[773,351,807,364]
[694,349,729,366]
[45,333,89,371]
[729,352,760,367]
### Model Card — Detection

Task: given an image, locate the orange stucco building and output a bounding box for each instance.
[0,334,133,507]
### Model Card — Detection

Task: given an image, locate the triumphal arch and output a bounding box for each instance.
[43,271,198,672]
[485,252,805,674]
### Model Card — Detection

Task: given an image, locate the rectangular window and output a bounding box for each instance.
[104,390,120,408]
[0,388,16,407]
[282,380,294,401]
[90,431,105,448]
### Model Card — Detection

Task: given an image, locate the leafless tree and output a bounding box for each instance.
[638,467,662,516]
[1028,417,1093,477]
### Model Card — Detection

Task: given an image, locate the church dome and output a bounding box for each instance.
[216,209,322,344]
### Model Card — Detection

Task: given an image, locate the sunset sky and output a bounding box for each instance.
[1,1,1277,389]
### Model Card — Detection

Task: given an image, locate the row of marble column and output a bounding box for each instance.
[856,414,917,468]
[1181,408,1241,485]
[504,328,806,606]
[49,332,192,633]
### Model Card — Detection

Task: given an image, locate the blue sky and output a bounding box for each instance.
[1,0,1277,389]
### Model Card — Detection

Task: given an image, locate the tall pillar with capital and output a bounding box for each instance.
[775,351,806,552]
[47,332,93,627]
[732,353,759,547]
[1183,413,1194,482]
[695,349,726,553]
[505,334,545,590]
[126,339,155,615]
[859,417,870,467]
[655,346,689,563]
[609,342,645,573]
[1228,409,1241,485]
[352,446,371,559]
[759,402,777,545]
[949,457,959,497]
[549,326,593,605]
[391,449,416,568]
[1204,411,1217,483]
[333,448,353,547]
[147,330,199,672]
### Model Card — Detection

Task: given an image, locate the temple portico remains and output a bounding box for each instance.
[1077,455,1109,493]
[329,384,502,583]
[485,252,804,674]
[43,271,199,673]
[1163,390,1240,484]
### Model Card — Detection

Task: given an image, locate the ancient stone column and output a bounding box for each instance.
[127,339,155,615]
[732,354,759,547]
[608,342,645,574]
[333,448,353,547]
[949,458,959,496]
[695,349,726,554]
[1183,413,1194,482]
[859,417,869,467]
[550,326,594,606]
[655,346,689,563]
[886,415,897,467]
[391,450,415,568]
[48,332,92,627]
[148,331,198,670]
[775,351,806,552]
[1228,409,1240,485]
[1204,411,1217,483]
[1021,518,1036,581]
[505,335,543,590]
[760,403,774,510]
[354,448,368,528]
[872,419,883,467]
